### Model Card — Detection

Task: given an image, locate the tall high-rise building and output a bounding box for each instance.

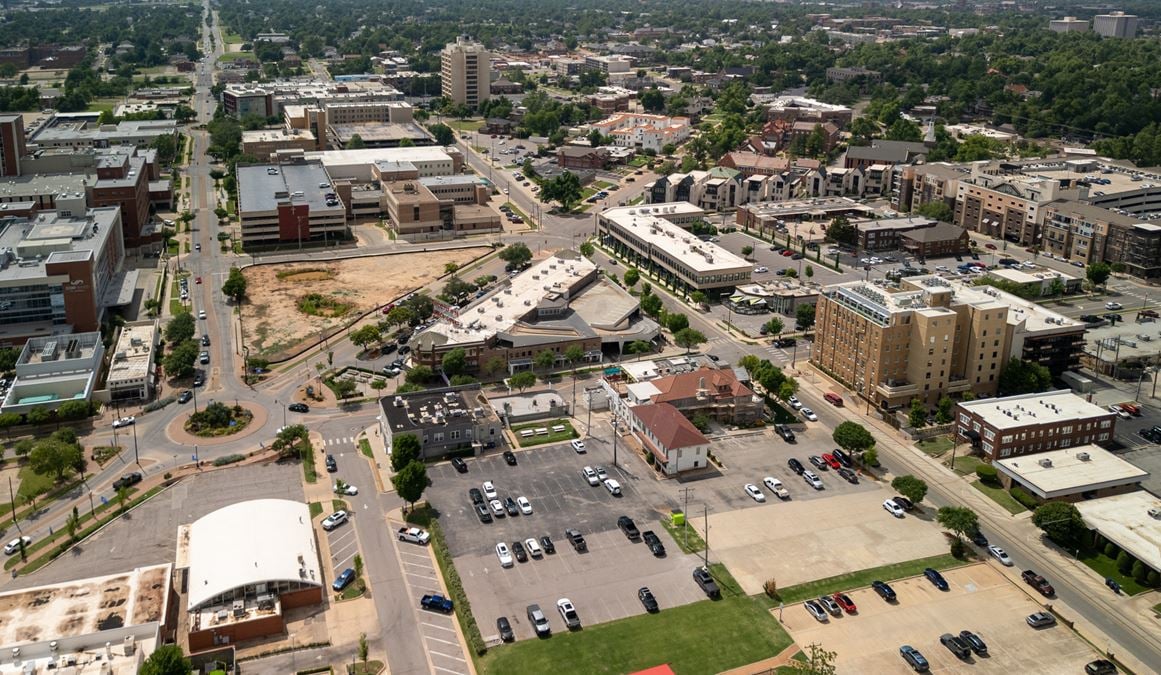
[1048,17,1089,33]
[1093,12,1138,38]
[441,37,491,108]
[0,114,25,177]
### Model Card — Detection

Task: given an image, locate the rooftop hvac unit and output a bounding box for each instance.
[393,396,404,407]
[1038,458,1053,468]
[1077,452,1091,461]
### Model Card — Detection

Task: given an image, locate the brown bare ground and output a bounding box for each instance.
[243,249,486,358]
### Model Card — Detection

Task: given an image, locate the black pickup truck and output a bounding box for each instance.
[617,516,641,540]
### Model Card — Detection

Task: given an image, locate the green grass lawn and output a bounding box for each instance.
[971,480,1027,515]
[593,180,614,189]
[218,51,255,62]
[478,595,791,675]
[446,118,484,132]
[359,438,373,458]
[223,32,243,44]
[659,516,706,554]
[776,554,966,604]
[511,418,577,447]
[953,454,986,476]
[1078,550,1150,596]
[16,465,56,500]
[309,502,323,518]
[916,436,952,457]
[628,156,649,168]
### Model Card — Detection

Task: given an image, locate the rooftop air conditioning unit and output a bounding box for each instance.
[1038,458,1053,468]
[1077,452,1091,461]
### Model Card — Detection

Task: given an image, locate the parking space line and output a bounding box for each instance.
[424,636,461,647]
[433,666,465,675]
[429,649,467,662]
[422,621,457,632]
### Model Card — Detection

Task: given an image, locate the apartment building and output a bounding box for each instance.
[648,168,743,212]
[591,113,691,153]
[955,390,1116,460]
[1093,12,1138,38]
[0,207,125,347]
[953,164,1067,246]
[893,162,965,213]
[811,275,1084,409]
[441,37,491,108]
[412,251,658,373]
[0,115,25,177]
[382,180,500,241]
[222,80,404,119]
[236,162,347,246]
[1040,200,1161,279]
[599,204,751,297]
[1049,17,1089,32]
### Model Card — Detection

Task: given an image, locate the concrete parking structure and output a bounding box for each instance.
[779,563,1102,673]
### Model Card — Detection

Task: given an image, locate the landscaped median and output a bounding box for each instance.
[510,418,578,447]
[770,553,967,604]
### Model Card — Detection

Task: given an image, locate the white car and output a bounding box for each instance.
[517,496,532,515]
[483,481,497,499]
[988,545,1014,566]
[198,310,207,319]
[883,499,905,518]
[801,407,818,422]
[1105,301,1123,310]
[3,535,31,555]
[744,483,766,502]
[571,439,586,453]
[582,466,600,486]
[763,476,789,499]
[496,542,514,567]
[524,537,543,558]
[803,470,824,490]
[112,416,136,429]
[397,527,430,544]
[595,466,608,481]
[754,266,769,273]
[1108,405,1132,420]
[489,499,505,517]
[603,478,622,496]
[321,510,349,531]
[334,483,358,496]
[787,396,803,410]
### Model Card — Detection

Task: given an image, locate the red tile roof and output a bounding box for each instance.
[650,367,754,404]
[632,402,709,450]
[631,666,676,675]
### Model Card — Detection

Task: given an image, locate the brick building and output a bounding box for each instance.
[954,390,1116,460]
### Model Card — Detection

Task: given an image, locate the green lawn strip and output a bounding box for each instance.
[511,419,578,447]
[223,32,243,44]
[659,517,706,554]
[478,595,792,675]
[916,436,952,457]
[447,119,484,132]
[16,464,56,501]
[332,499,349,512]
[8,485,164,574]
[309,502,323,518]
[1078,550,1149,596]
[359,438,374,458]
[338,577,367,600]
[775,554,966,604]
[303,443,318,484]
[953,454,985,476]
[349,660,384,675]
[593,180,614,189]
[971,480,1027,515]
[0,475,86,525]
[218,51,256,62]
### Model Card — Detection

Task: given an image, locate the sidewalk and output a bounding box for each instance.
[360,424,395,495]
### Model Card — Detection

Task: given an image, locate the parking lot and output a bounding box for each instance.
[426,442,709,641]
[779,563,1100,674]
[323,509,359,581]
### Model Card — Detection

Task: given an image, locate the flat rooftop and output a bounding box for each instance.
[237,162,343,214]
[958,389,1112,430]
[304,146,453,167]
[107,322,156,386]
[995,445,1148,498]
[986,266,1079,285]
[1075,491,1161,575]
[856,216,936,233]
[331,122,431,144]
[380,387,496,434]
[0,208,120,283]
[741,197,874,220]
[1087,317,1161,363]
[602,204,751,274]
[242,128,315,143]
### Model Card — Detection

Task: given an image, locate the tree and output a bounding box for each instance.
[1033,501,1086,547]
[997,357,1052,396]
[498,243,533,271]
[627,340,654,360]
[936,396,954,424]
[640,88,665,113]
[56,399,92,421]
[579,241,595,258]
[534,349,557,373]
[27,407,51,426]
[405,365,434,385]
[937,506,979,541]
[444,262,460,275]
[29,437,83,480]
[117,485,129,514]
[0,411,20,436]
[393,460,428,512]
[222,266,247,302]
[0,346,18,371]
[788,642,838,675]
[741,245,754,258]
[429,122,455,146]
[165,311,195,344]
[641,293,663,317]
[540,171,583,211]
[347,134,366,149]
[564,344,586,371]
[509,371,537,391]
[891,475,929,505]
[909,397,927,428]
[350,324,382,352]
[391,433,422,472]
[358,632,370,668]
[1086,261,1112,289]
[441,348,468,376]
[141,645,192,675]
[805,265,814,281]
[674,327,706,353]
[164,340,200,379]
[333,379,358,399]
[825,215,857,246]
[832,421,874,452]
[482,356,507,377]
[763,317,784,337]
[795,304,816,332]
[666,313,690,333]
[690,290,707,307]
[778,378,799,401]
[384,305,415,329]
[65,505,80,541]
[916,201,954,222]
[623,267,640,288]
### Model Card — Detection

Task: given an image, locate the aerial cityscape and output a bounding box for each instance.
[0,0,1159,673]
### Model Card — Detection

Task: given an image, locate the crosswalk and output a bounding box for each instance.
[324,436,356,446]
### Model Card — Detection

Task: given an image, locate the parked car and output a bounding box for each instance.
[332,568,356,592]
[512,540,528,562]
[489,500,505,518]
[496,616,514,642]
[959,630,988,656]
[872,580,897,602]
[1026,611,1056,628]
[604,478,622,496]
[924,567,949,591]
[483,481,497,499]
[504,496,520,517]
[420,593,454,613]
[832,448,853,467]
[503,450,517,465]
[397,527,430,544]
[496,542,514,567]
[745,483,766,502]
[557,598,581,630]
[900,645,930,672]
[788,458,805,475]
[524,537,543,558]
[800,407,818,421]
[775,424,796,442]
[893,495,914,511]
[693,567,721,598]
[527,604,551,636]
[940,633,971,659]
[112,472,142,490]
[803,471,824,490]
[821,453,841,470]
[517,496,533,515]
[540,535,556,554]
[565,528,587,552]
[971,530,989,547]
[763,476,789,499]
[832,592,857,614]
[571,439,586,453]
[809,455,828,471]
[1085,660,1118,675]
[288,402,309,413]
[1022,570,1055,596]
[837,467,859,484]
[638,586,659,612]
[618,515,641,540]
[451,457,468,473]
[642,530,666,556]
[469,488,484,505]
[582,466,600,486]
[883,499,905,518]
[786,395,803,409]
[817,595,841,616]
[988,545,1013,566]
[334,483,358,496]
[804,600,828,622]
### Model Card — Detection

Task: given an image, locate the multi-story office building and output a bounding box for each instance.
[378,385,502,459]
[1093,12,1138,38]
[441,37,490,108]
[0,207,125,347]
[381,179,499,241]
[599,203,751,297]
[27,114,177,151]
[811,275,1084,410]
[0,115,25,178]
[222,80,404,119]
[236,161,347,247]
[106,320,159,402]
[0,332,105,414]
[955,390,1116,460]
[1049,16,1089,32]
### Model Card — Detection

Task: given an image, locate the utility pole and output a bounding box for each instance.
[131,422,140,466]
[611,413,618,469]
[8,476,19,533]
[677,487,694,551]
[702,504,710,569]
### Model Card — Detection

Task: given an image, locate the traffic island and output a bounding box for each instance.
[166,400,268,446]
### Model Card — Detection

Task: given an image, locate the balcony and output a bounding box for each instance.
[876,379,919,398]
[946,377,972,393]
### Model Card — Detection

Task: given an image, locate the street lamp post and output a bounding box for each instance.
[131,421,140,466]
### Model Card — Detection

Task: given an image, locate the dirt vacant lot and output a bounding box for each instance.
[780,563,1099,674]
[242,248,485,357]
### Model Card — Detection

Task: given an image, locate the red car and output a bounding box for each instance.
[780,249,794,257]
[822,453,841,470]
[195,276,202,284]
[833,592,857,614]
[984,243,997,250]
